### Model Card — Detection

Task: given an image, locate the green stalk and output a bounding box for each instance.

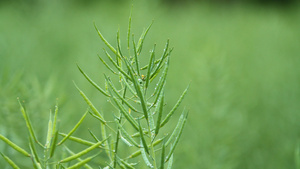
[148,123,157,169]
[113,84,128,168]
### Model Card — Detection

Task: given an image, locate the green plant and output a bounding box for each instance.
[0,13,189,169]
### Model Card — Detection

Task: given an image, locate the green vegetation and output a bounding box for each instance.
[0,6,188,168]
[1,1,300,169]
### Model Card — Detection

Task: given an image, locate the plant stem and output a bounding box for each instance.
[148,123,157,169]
[113,80,128,168]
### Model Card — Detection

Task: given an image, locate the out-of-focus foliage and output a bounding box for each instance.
[0,0,298,6]
[159,0,299,6]
[1,0,300,168]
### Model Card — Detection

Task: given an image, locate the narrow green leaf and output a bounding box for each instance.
[120,135,133,147]
[127,8,132,50]
[165,111,185,146]
[137,20,153,55]
[160,84,189,127]
[131,129,149,138]
[52,102,59,137]
[151,57,169,107]
[132,34,140,76]
[106,76,139,113]
[0,134,30,157]
[58,110,88,145]
[59,133,96,146]
[118,161,127,169]
[101,123,112,162]
[98,55,117,75]
[133,100,153,108]
[88,129,100,142]
[120,73,137,97]
[166,153,173,169]
[116,28,124,59]
[160,143,166,169]
[111,95,139,131]
[151,83,165,111]
[64,146,94,169]
[140,58,161,70]
[45,110,53,149]
[139,121,149,154]
[150,39,170,79]
[0,152,21,169]
[116,120,140,148]
[123,58,148,121]
[94,23,117,55]
[103,49,132,81]
[49,130,59,158]
[29,142,42,169]
[155,93,164,136]
[29,137,40,163]
[60,136,110,163]
[88,112,107,127]
[77,64,110,97]
[140,142,153,168]
[148,111,155,134]
[18,99,38,144]
[66,153,99,169]
[165,111,188,162]
[115,123,123,169]
[74,82,106,124]
[145,44,156,89]
[119,158,135,169]
[127,137,164,159]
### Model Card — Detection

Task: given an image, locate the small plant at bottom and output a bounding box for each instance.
[0,13,189,169]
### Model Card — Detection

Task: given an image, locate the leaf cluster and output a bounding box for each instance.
[0,13,189,169]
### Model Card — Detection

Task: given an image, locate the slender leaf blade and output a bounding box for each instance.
[155,93,164,136]
[128,137,164,159]
[150,39,170,79]
[0,134,30,157]
[123,58,148,120]
[137,20,153,55]
[58,110,88,145]
[160,84,189,127]
[139,122,149,154]
[18,99,38,144]
[49,130,59,158]
[106,76,139,113]
[145,44,156,89]
[74,82,106,124]
[66,153,99,169]
[103,49,132,81]
[132,34,140,76]
[45,110,53,149]
[52,102,59,137]
[160,143,166,169]
[29,137,40,163]
[94,23,117,55]
[165,111,188,162]
[0,152,21,169]
[60,137,109,163]
[59,133,95,146]
[111,95,139,131]
[64,146,94,169]
[77,64,110,97]
[98,55,117,75]
[140,142,153,168]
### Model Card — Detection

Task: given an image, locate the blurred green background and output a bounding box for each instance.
[1,0,300,168]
